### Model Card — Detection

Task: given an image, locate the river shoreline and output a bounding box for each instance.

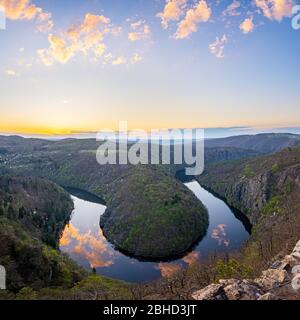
[59,180,251,283]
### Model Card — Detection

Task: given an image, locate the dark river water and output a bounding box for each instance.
[59,181,251,283]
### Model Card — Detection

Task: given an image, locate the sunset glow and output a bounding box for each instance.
[0,0,299,135]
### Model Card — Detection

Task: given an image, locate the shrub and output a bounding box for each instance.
[216,258,253,280]
[262,196,281,215]
[271,164,279,174]
[16,287,37,300]
[244,165,255,178]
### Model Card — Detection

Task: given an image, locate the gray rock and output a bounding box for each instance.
[192,240,300,301]
[291,252,300,261]
[258,293,279,300]
[277,255,299,271]
[223,280,263,300]
[255,269,289,290]
[294,240,300,252]
[192,284,227,300]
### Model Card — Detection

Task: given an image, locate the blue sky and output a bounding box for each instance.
[0,0,299,135]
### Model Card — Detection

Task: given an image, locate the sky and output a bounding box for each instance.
[0,0,300,135]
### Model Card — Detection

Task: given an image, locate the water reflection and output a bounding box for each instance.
[60,181,250,283]
[182,251,200,265]
[61,223,115,268]
[211,224,230,247]
[155,263,182,279]
[60,197,117,269]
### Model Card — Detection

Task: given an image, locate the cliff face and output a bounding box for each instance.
[229,172,272,222]
[197,146,300,224]
[192,240,300,300]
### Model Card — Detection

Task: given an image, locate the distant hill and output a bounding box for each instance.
[2,132,300,156]
[206,133,300,154]
[204,147,259,164]
[0,135,48,153]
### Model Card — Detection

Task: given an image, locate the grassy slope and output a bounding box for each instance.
[100,165,208,258]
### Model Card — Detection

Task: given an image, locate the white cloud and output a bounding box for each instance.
[94,43,106,57]
[5,69,17,76]
[0,0,53,32]
[240,17,255,34]
[37,48,53,66]
[131,53,143,64]
[38,13,110,65]
[111,26,123,36]
[36,12,53,32]
[128,20,151,41]
[255,0,295,21]
[112,56,126,65]
[222,1,241,16]
[157,0,188,29]
[209,35,227,58]
[174,0,211,39]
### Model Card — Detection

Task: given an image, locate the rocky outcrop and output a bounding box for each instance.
[198,169,275,225]
[231,172,272,221]
[197,146,300,225]
[192,240,300,300]
[192,280,263,300]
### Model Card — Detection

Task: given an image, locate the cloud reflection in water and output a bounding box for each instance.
[60,223,116,268]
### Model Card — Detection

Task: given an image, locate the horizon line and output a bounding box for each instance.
[1,126,300,140]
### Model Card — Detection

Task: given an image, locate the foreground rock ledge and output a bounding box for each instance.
[192,240,300,300]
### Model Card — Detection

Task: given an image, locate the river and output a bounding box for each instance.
[59,180,251,282]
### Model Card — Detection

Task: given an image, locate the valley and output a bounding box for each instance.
[59,180,250,283]
[0,133,300,300]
